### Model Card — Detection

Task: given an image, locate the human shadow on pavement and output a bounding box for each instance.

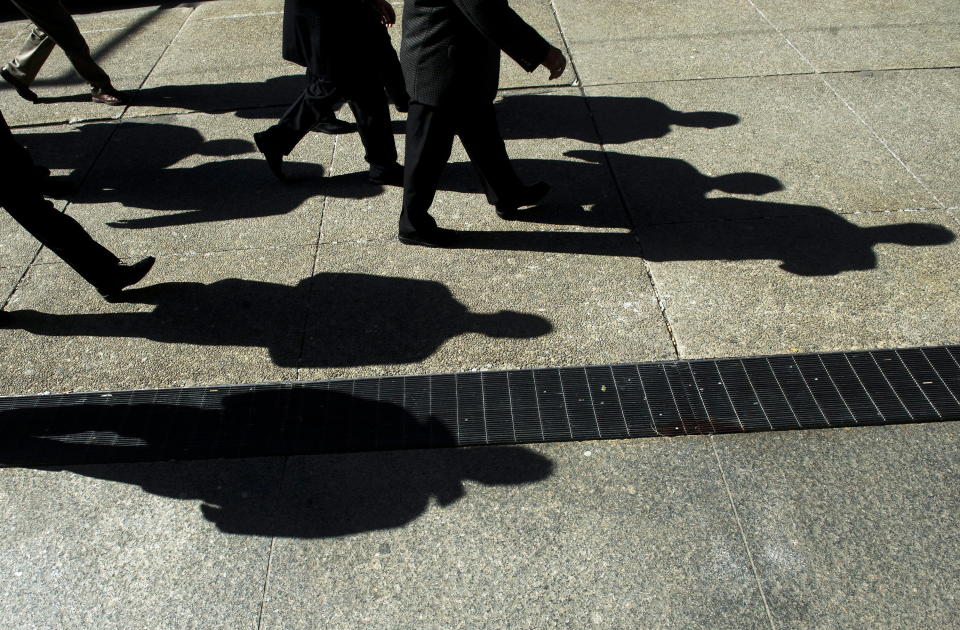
[440,150,955,275]
[22,119,383,226]
[6,273,553,367]
[127,75,307,115]
[495,93,739,144]
[0,388,554,538]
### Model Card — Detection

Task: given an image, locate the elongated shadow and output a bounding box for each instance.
[0,387,554,538]
[439,150,954,275]
[5,273,553,367]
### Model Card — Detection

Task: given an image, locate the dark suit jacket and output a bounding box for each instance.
[399,0,550,107]
[281,0,388,85]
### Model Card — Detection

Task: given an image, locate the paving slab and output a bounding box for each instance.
[713,421,960,629]
[0,265,25,304]
[297,239,672,382]
[0,7,193,126]
[586,77,937,226]
[52,110,332,259]
[261,439,771,630]
[641,208,960,359]
[551,0,807,85]
[751,0,960,72]
[828,68,960,208]
[130,2,303,117]
[0,246,313,395]
[0,457,281,630]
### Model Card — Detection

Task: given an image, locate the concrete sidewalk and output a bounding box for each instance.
[1,0,958,627]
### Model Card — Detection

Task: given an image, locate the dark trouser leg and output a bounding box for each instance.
[455,102,523,205]
[8,0,112,89]
[346,81,397,175]
[1,110,119,288]
[265,70,340,154]
[4,195,121,288]
[399,103,455,235]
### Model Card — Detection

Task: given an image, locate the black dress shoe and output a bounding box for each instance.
[1,68,38,102]
[495,181,551,219]
[312,117,356,134]
[397,227,457,248]
[368,163,404,186]
[253,131,286,181]
[95,256,155,300]
[91,86,126,105]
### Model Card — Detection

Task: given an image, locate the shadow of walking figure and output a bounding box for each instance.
[441,150,955,276]
[494,93,740,144]
[6,273,553,367]
[0,388,555,538]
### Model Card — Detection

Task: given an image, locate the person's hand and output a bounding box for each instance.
[541,46,566,80]
[372,0,396,26]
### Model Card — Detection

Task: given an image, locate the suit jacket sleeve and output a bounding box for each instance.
[450,0,551,72]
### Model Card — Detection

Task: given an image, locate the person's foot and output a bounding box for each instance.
[368,163,404,186]
[91,86,126,106]
[253,131,286,181]
[1,68,38,102]
[312,117,357,134]
[397,226,457,248]
[95,256,155,300]
[495,181,551,220]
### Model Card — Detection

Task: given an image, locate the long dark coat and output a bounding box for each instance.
[399,0,550,107]
[281,0,389,86]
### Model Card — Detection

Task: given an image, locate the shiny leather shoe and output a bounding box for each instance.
[253,131,286,181]
[91,87,126,105]
[495,181,550,220]
[1,68,37,102]
[96,256,155,300]
[397,226,457,248]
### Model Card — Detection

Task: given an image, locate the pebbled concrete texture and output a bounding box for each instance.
[713,422,960,629]
[260,439,771,630]
[642,208,960,358]
[828,68,960,207]
[587,77,938,224]
[1,0,959,628]
[551,0,808,85]
[750,0,960,72]
[0,457,281,630]
[0,246,312,394]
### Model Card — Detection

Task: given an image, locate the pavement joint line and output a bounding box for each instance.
[743,0,946,210]
[202,11,282,21]
[547,0,582,87]
[296,132,340,379]
[126,3,198,108]
[710,436,778,630]
[0,247,41,312]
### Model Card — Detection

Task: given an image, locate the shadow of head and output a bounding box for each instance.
[496,94,740,143]
[468,310,553,338]
[867,222,956,246]
[710,172,784,195]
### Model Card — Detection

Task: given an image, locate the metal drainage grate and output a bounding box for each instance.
[1,345,959,466]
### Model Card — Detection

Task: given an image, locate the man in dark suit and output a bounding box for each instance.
[254,0,405,185]
[397,0,566,246]
[0,111,153,303]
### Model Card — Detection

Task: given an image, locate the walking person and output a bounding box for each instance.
[397,0,566,246]
[0,111,153,305]
[1,0,126,105]
[253,0,404,184]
